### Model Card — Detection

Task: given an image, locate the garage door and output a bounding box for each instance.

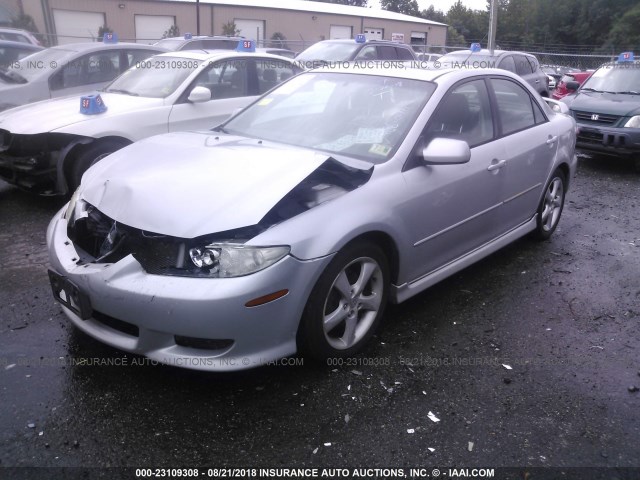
[364,28,383,40]
[330,25,352,39]
[52,9,105,45]
[234,19,264,41]
[135,15,175,43]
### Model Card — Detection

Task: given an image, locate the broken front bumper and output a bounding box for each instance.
[46,208,332,371]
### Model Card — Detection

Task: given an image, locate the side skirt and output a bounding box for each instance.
[391,215,537,304]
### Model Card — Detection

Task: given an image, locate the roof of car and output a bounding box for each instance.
[47,42,168,53]
[444,49,535,59]
[0,39,43,50]
[312,63,517,84]
[152,49,297,62]
[318,39,412,47]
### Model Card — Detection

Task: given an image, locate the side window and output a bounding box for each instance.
[396,47,414,60]
[85,51,120,84]
[377,46,398,60]
[531,97,547,125]
[256,59,301,94]
[50,51,119,90]
[125,49,159,69]
[491,78,537,135]
[498,55,516,73]
[425,79,494,147]
[192,59,249,100]
[514,54,533,75]
[354,45,377,60]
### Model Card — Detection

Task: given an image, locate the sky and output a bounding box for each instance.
[368,0,488,14]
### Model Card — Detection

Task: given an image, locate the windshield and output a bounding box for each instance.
[104,56,202,98]
[6,46,77,81]
[221,72,436,164]
[296,42,360,62]
[581,63,640,93]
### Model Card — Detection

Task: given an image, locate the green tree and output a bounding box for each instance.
[606,2,640,51]
[421,5,446,23]
[162,24,180,39]
[270,32,289,49]
[381,0,420,17]
[221,21,240,36]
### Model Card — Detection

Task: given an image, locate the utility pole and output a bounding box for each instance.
[488,0,498,54]
[196,0,200,36]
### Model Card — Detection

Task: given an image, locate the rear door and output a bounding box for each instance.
[488,76,557,229]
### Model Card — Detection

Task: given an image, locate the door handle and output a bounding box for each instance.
[546,135,558,145]
[487,159,506,171]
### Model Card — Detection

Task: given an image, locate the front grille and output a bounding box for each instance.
[574,111,620,125]
[68,204,184,273]
[577,130,604,144]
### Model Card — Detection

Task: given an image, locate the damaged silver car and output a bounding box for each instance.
[47,66,577,371]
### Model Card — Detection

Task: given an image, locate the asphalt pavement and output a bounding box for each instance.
[1,155,639,477]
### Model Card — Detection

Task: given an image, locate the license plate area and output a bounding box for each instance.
[48,269,93,320]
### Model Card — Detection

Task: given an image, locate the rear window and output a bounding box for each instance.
[396,47,414,60]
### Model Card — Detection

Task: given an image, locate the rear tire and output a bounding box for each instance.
[68,139,129,192]
[297,241,389,361]
[533,168,566,240]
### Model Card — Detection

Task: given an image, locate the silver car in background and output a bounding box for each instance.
[47,66,577,371]
[0,42,165,111]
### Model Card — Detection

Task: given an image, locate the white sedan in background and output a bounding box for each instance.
[0,49,302,194]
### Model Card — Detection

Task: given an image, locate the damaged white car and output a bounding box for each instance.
[47,67,577,371]
[0,48,301,195]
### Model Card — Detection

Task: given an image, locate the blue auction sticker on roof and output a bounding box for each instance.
[355,34,366,43]
[470,43,481,52]
[617,51,634,62]
[103,32,118,44]
[236,39,255,52]
[80,94,108,115]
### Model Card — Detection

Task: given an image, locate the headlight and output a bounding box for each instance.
[188,244,290,277]
[624,115,640,128]
[64,187,82,221]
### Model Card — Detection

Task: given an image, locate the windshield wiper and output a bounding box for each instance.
[616,90,640,95]
[212,125,229,133]
[581,87,617,94]
[104,88,139,96]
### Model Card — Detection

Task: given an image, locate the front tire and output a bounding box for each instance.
[297,241,389,361]
[533,168,566,240]
[68,139,129,192]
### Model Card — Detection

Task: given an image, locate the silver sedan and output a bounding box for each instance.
[47,66,577,371]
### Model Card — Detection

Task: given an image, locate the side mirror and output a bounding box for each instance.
[543,97,569,114]
[187,86,211,103]
[422,138,470,165]
[565,81,580,91]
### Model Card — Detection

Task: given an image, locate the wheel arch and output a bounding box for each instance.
[59,135,132,195]
[335,230,401,288]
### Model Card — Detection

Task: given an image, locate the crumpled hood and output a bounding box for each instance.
[568,91,640,117]
[79,131,330,238]
[0,93,162,134]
